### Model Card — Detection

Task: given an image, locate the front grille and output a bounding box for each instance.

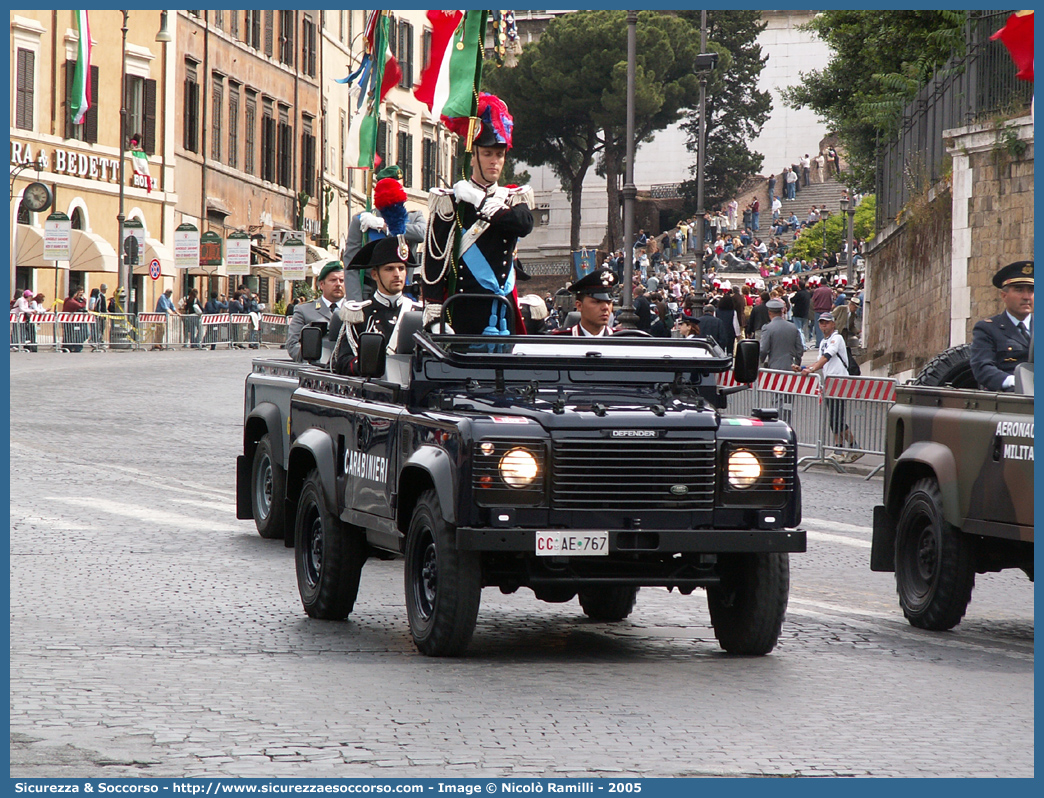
[551,438,715,510]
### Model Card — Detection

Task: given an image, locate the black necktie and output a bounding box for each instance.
[1017,321,1030,344]
[330,302,338,314]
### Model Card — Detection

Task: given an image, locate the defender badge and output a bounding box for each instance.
[670,485,689,496]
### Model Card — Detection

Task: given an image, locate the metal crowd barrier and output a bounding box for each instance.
[717,367,897,480]
[753,370,825,463]
[259,313,288,348]
[818,375,896,478]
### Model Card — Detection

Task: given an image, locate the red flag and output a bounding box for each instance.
[991,11,1034,82]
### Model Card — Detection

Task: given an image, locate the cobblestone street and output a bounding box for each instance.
[9,349,1034,778]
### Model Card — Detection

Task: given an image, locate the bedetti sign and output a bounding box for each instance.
[10,140,156,190]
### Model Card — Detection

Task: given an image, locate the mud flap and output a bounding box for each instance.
[870,505,895,572]
[236,454,253,520]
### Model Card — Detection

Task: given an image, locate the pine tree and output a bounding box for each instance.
[677,10,772,212]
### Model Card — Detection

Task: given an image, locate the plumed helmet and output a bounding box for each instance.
[446,92,514,150]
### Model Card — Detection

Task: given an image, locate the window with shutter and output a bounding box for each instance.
[184,64,200,153]
[84,65,99,144]
[211,76,223,161]
[244,93,257,175]
[228,84,239,170]
[264,11,274,57]
[144,79,157,155]
[377,120,387,167]
[280,11,294,66]
[339,111,347,182]
[229,11,239,39]
[16,49,34,131]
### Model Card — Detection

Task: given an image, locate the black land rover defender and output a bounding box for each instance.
[238,317,804,657]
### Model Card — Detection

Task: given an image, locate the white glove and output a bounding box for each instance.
[359,212,387,234]
[478,188,509,220]
[453,180,486,209]
[422,303,443,328]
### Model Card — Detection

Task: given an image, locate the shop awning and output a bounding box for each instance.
[305,243,336,264]
[69,229,118,272]
[134,237,179,277]
[13,225,119,272]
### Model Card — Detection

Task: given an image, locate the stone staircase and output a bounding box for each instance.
[757,175,851,243]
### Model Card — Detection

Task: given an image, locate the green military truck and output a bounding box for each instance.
[871,346,1033,629]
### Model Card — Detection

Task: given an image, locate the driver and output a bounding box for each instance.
[554,269,619,337]
[970,260,1033,391]
[331,235,419,376]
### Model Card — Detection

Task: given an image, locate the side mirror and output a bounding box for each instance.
[733,339,760,384]
[357,331,387,379]
[300,325,324,362]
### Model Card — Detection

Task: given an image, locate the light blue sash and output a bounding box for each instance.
[461,245,515,336]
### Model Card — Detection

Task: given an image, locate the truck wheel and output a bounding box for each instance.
[707,553,789,655]
[578,587,639,621]
[912,344,977,389]
[294,469,365,620]
[251,434,285,539]
[894,478,975,630]
[404,489,481,657]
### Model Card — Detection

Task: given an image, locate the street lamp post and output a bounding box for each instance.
[821,208,830,264]
[845,192,857,286]
[616,10,638,330]
[691,11,715,308]
[116,10,129,314]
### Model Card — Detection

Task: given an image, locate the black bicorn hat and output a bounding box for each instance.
[346,235,417,271]
[566,269,618,301]
[992,260,1034,289]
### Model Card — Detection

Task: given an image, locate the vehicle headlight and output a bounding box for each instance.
[499,448,539,488]
[727,449,761,489]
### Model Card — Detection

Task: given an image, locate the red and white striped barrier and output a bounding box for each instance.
[758,370,820,396]
[56,312,93,323]
[137,312,167,325]
[260,313,285,326]
[716,370,740,387]
[823,375,897,403]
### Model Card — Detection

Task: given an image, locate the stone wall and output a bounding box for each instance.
[864,114,1034,380]
[864,188,953,377]
[960,130,1035,340]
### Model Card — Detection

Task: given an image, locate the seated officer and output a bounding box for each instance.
[553,269,619,337]
[331,235,419,376]
[970,260,1033,391]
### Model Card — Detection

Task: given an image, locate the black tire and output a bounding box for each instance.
[404,489,482,657]
[707,553,789,655]
[294,469,366,620]
[578,586,639,621]
[251,434,285,539]
[912,344,977,389]
[894,478,975,630]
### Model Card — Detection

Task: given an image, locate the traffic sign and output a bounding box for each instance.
[148,259,161,280]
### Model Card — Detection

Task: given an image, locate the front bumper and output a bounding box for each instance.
[456,527,806,554]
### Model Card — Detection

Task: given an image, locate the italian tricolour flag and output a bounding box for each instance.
[414,11,488,123]
[70,11,92,125]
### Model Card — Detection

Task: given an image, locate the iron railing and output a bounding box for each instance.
[875,10,1032,230]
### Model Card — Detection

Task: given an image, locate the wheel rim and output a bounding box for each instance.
[304,510,323,589]
[412,526,437,621]
[255,453,273,520]
[899,509,937,605]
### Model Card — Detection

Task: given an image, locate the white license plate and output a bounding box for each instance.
[535,531,609,556]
